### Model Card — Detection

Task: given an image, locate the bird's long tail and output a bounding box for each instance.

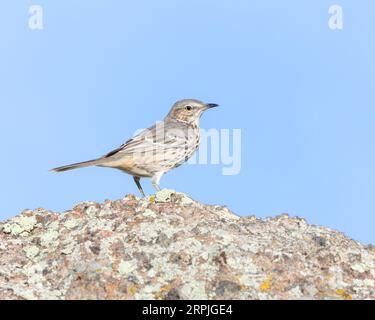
[50,158,104,172]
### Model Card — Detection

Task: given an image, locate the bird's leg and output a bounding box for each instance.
[151,172,163,192]
[133,176,146,197]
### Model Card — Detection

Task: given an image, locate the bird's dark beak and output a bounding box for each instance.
[205,103,219,109]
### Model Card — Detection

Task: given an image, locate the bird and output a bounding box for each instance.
[51,99,218,197]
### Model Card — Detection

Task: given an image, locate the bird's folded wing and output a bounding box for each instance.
[101,125,187,159]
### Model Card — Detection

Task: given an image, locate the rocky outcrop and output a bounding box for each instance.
[0,190,374,300]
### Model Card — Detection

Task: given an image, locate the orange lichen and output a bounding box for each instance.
[260,276,272,292]
[105,282,119,298]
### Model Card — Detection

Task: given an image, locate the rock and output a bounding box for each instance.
[2,214,37,236]
[0,190,374,300]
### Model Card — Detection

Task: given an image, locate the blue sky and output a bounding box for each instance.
[1,1,374,244]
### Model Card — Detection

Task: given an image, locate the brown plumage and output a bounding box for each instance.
[51,99,218,196]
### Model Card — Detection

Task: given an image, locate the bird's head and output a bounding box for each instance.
[167,99,218,125]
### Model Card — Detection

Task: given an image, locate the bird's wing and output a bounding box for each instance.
[102,139,133,158]
[101,123,187,159]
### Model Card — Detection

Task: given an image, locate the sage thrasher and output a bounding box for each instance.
[51,99,218,196]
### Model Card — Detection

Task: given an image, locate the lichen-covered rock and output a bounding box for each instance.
[0,190,374,300]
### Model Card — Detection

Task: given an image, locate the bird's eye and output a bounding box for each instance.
[186,105,192,111]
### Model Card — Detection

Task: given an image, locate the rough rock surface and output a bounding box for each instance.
[0,190,374,300]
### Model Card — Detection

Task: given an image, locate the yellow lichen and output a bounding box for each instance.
[154,293,165,300]
[127,286,137,296]
[159,284,172,292]
[260,276,272,292]
[149,195,155,203]
[335,289,352,300]
[154,285,173,300]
